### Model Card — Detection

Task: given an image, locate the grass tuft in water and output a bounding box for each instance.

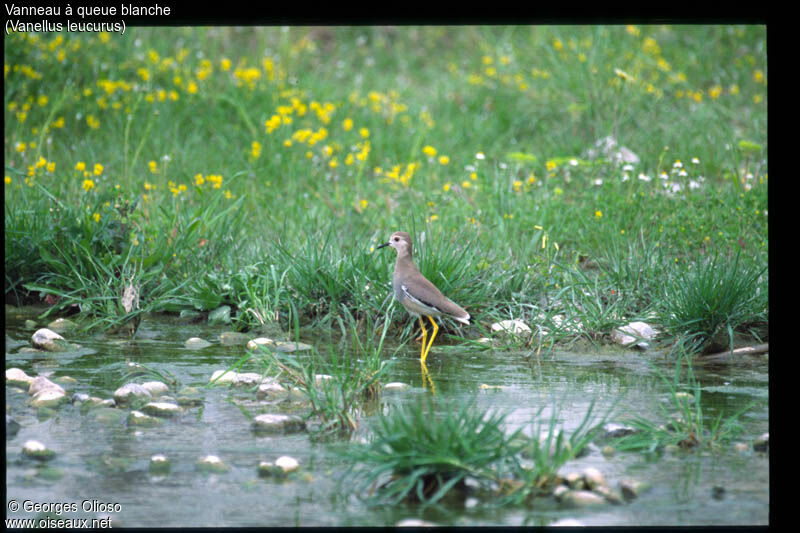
[613,358,753,453]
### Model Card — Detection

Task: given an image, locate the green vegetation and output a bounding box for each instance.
[5,26,767,355]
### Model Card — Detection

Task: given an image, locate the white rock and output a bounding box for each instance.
[491,319,531,336]
[582,467,606,490]
[184,337,212,349]
[149,454,170,473]
[256,381,287,398]
[252,413,306,434]
[232,372,265,386]
[275,455,300,473]
[196,455,228,472]
[31,328,73,351]
[29,388,67,408]
[28,376,66,396]
[6,368,34,387]
[246,337,275,351]
[560,489,606,508]
[384,382,410,391]
[141,402,182,418]
[611,321,659,349]
[141,381,169,396]
[127,410,162,426]
[22,440,55,461]
[209,369,238,385]
[113,383,152,404]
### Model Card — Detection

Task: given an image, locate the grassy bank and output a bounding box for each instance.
[4,25,768,353]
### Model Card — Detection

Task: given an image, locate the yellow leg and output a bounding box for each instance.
[421,315,439,364]
[420,360,437,395]
[418,317,428,362]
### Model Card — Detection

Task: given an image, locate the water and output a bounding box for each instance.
[5,308,769,526]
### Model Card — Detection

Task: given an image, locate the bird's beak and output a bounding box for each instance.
[376,241,390,249]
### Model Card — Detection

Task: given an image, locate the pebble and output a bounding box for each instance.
[22,440,56,461]
[252,413,306,434]
[611,321,658,349]
[619,478,647,501]
[259,456,300,477]
[30,388,68,408]
[753,433,769,452]
[6,368,35,387]
[256,381,287,398]
[31,328,75,351]
[149,454,171,474]
[560,489,606,508]
[219,331,251,345]
[209,369,238,385]
[593,485,624,505]
[565,471,584,490]
[601,422,637,439]
[232,372,266,386]
[490,319,532,336]
[113,383,153,405]
[141,381,169,396]
[273,341,313,352]
[141,402,182,418]
[28,376,66,396]
[247,337,275,351]
[127,410,162,427]
[582,467,606,490]
[383,382,410,391]
[176,387,205,407]
[185,337,212,349]
[196,455,229,473]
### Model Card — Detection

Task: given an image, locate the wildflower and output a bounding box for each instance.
[46,161,55,173]
[428,214,439,222]
[86,115,100,129]
[595,210,603,219]
[283,139,292,148]
[93,213,101,223]
[475,152,485,160]
[187,81,198,94]
[94,163,104,175]
[461,180,472,189]
[753,69,764,83]
[691,157,700,164]
[75,161,86,172]
[438,155,450,165]
[345,153,355,165]
[513,180,523,192]
[552,38,564,51]
[52,116,65,128]
[672,160,683,169]
[37,95,48,106]
[422,145,437,157]
[625,25,640,36]
[709,85,722,100]
[137,68,150,82]
[15,142,26,153]
[443,182,451,192]
[82,179,96,191]
[360,199,368,209]
[5,176,11,185]
[527,174,536,185]
[251,141,262,158]
[149,160,158,173]
[554,187,563,195]
[359,127,369,138]
[194,173,205,186]
[342,118,353,131]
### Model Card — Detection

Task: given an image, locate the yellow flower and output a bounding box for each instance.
[46,161,56,173]
[37,94,48,106]
[5,176,11,185]
[283,139,292,147]
[553,38,564,51]
[221,58,231,71]
[359,199,368,209]
[546,160,557,171]
[52,116,65,128]
[359,127,370,138]
[93,163,103,175]
[137,67,150,82]
[342,118,353,131]
[443,182,451,192]
[15,142,26,153]
[461,180,472,189]
[753,69,764,83]
[345,153,355,165]
[148,160,158,173]
[513,180,523,192]
[251,141,262,158]
[82,179,96,191]
[438,155,450,165]
[428,214,439,222]
[98,32,111,44]
[92,212,101,223]
[86,115,100,129]
[422,145,437,157]
[595,210,603,219]
[625,25,640,36]
[187,81,198,94]
[75,161,86,172]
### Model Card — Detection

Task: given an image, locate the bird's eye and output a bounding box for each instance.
[393,237,399,242]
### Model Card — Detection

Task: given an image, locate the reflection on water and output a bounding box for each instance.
[5,310,768,526]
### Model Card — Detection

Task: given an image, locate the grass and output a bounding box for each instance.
[613,357,754,453]
[5,25,767,351]
[341,396,606,506]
